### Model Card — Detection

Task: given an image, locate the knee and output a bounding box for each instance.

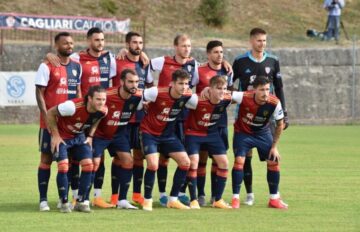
[57,160,69,173]
[267,161,280,172]
[81,159,94,172]
[233,157,245,170]
[93,159,100,172]
[40,153,52,165]
[179,156,190,168]
[146,157,159,171]
[121,155,133,169]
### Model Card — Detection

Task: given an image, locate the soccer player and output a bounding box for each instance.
[109,32,152,206]
[140,69,196,211]
[231,28,289,206]
[46,27,116,208]
[190,40,233,206]
[185,75,234,209]
[92,69,143,209]
[35,32,81,211]
[46,85,107,213]
[231,76,288,209]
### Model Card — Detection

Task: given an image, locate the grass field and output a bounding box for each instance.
[0,124,359,232]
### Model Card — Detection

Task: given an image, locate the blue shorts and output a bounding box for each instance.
[233,132,273,161]
[128,123,141,150]
[38,128,52,155]
[93,128,130,158]
[175,120,185,144]
[57,133,92,162]
[185,133,227,156]
[140,132,185,156]
[218,126,229,150]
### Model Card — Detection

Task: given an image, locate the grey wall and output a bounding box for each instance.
[0,44,359,124]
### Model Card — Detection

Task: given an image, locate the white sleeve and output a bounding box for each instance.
[185,94,198,110]
[78,65,82,84]
[109,52,117,78]
[57,100,76,116]
[143,87,158,102]
[231,91,244,104]
[146,65,154,84]
[191,61,200,87]
[273,102,284,121]
[227,72,234,87]
[70,52,80,62]
[35,63,50,86]
[150,56,165,72]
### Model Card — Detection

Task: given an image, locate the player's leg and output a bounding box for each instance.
[197,150,208,206]
[56,141,71,213]
[157,153,169,206]
[167,151,190,210]
[211,154,231,209]
[243,150,254,205]
[37,128,53,211]
[110,156,120,205]
[92,155,106,204]
[69,151,80,205]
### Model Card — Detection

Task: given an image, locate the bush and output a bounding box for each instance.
[197,0,228,28]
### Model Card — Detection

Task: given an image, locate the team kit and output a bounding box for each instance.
[35,27,289,213]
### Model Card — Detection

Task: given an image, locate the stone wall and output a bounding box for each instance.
[0,44,359,124]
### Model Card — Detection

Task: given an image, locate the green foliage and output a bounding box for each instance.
[99,0,118,15]
[197,0,228,28]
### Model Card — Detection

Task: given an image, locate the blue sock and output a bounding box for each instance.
[179,180,187,193]
[157,164,168,193]
[144,168,156,199]
[170,166,189,197]
[78,163,93,202]
[267,170,280,194]
[111,162,120,195]
[133,164,144,194]
[187,169,197,201]
[94,161,105,189]
[210,162,217,198]
[56,171,68,203]
[38,164,51,202]
[215,168,228,201]
[118,166,133,200]
[244,156,253,193]
[70,161,80,191]
[197,162,206,197]
[232,166,243,195]
[84,172,95,201]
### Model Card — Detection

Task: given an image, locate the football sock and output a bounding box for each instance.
[170,165,189,197]
[157,160,168,193]
[187,168,197,201]
[267,170,280,195]
[78,162,93,202]
[38,163,51,202]
[94,161,105,189]
[118,166,133,200]
[215,168,228,201]
[144,168,156,199]
[210,162,218,198]
[244,156,253,193]
[133,159,144,194]
[197,162,206,197]
[232,161,244,195]
[111,159,121,195]
[70,160,80,191]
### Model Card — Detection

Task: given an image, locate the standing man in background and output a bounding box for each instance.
[323,0,345,44]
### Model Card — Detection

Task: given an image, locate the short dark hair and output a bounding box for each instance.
[209,75,227,87]
[120,69,137,81]
[54,32,71,43]
[85,85,106,105]
[250,28,267,37]
[173,34,190,46]
[206,40,223,53]
[253,76,270,88]
[87,27,103,38]
[126,31,141,43]
[172,69,190,82]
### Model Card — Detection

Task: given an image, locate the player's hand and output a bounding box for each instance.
[84,136,93,148]
[116,48,128,60]
[200,87,210,99]
[140,51,149,67]
[51,135,66,155]
[268,146,281,162]
[222,60,233,75]
[283,111,289,130]
[46,53,60,67]
[142,101,150,112]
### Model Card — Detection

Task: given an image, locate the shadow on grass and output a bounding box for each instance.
[0,202,44,213]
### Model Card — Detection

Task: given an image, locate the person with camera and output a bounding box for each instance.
[323,0,345,44]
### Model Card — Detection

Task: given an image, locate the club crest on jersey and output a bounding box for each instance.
[179,101,184,107]
[202,108,207,112]
[186,65,192,73]
[265,67,271,74]
[112,111,121,119]
[54,71,60,77]
[140,69,145,75]
[219,106,224,112]
[72,69,77,77]
[43,142,48,149]
[76,117,81,121]
[129,104,134,110]
[263,110,269,116]
[103,57,108,64]
[161,101,166,106]
[111,104,116,109]
[60,77,67,86]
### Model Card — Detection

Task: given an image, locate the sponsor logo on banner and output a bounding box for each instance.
[7,75,25,98]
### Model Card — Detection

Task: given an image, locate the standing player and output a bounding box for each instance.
[231,28,289,206]
[231,76,288,209]
[140,69,196,211]
[185,75,234,209]
[92,69,142,209]
[46,27,116,208]
[35,32,81,211]
[46,85,107,213]
[109,32,152,206]
[188,40,233,206]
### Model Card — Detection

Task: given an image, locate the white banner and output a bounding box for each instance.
[0,72,37,106]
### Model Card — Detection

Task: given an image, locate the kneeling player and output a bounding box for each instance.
[46,86,107,213]
[231,76,288,209]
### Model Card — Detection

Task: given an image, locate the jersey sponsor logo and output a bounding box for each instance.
[265,67,271,74]
[91,66,99,75]
[6,75,26,98]
[60,77,67,86]
[245,68,251,74]
[56,88,69,94]
[278,109,283,116]
[112,111,121,119]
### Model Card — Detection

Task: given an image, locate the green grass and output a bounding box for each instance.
[0,125,359,231]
